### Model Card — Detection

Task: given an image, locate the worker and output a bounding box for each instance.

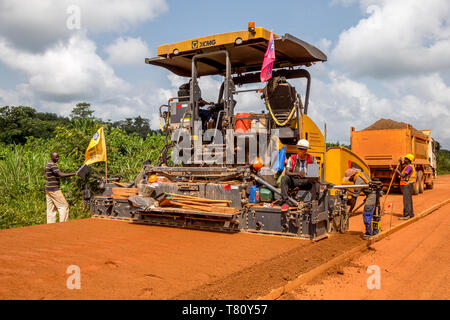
[178,81,215,129]
[44,152,76,224]
[280,139,319,211]
[343,168,378,239]
[198,100,215,130]
[395,153,416,220]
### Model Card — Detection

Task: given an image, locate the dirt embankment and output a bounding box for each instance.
[175,233,363,299]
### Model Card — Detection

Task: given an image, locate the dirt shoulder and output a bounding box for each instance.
[282,203,450,300]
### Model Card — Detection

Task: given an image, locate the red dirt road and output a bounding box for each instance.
[283,203,450,300]
[0,220,304,299]
[349,175,450,235]
[0,175,449,300]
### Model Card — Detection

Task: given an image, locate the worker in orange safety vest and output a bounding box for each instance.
[395,153,416,220]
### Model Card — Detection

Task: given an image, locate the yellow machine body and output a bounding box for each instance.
[325,146,371,195]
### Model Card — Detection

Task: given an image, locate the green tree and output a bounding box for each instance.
[111,116,152,139]
[70,102,95,120]
[437,149,450,175]
[326,141,350,150]
[0,106,69,144]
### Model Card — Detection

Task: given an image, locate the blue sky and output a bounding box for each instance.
[0,0,449,148]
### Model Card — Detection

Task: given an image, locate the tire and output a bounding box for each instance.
[426,179,434,190]
[418,171,424,194]
[160,142,174,166]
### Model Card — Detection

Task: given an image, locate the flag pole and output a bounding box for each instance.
[105,157,108,183]
[104,128,108,183]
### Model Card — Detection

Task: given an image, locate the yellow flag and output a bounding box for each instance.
[84,127,106,165]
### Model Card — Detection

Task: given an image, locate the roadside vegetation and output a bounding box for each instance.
[437,149,450,175]
[1,103,449,229]
[0,103,165,229]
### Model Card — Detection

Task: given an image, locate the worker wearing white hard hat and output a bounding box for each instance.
[296,139,310,149]
[280,139,319,211]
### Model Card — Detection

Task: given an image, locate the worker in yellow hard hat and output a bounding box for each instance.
[395,153,416,220]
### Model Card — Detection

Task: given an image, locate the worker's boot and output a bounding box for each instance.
[363,223,372,239]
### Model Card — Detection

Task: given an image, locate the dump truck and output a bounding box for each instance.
[350,119,437,195]
[90,23,379,239]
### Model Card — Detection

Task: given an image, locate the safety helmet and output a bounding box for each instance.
[296,139,310,149]
[148,174,158,183]
[404,153,415,162]
[252,157,264,171]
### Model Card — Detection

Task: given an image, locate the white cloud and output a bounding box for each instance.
[0,32,166,129]
[0,0,169,126]
[0,33,127,102]
[105,37,151,66]
[325,0,450,148]
[303,69,450,148]
[105,84,172,120]
[316,38,332,53]
[76,0,168,32]
[0,85,34,107]
[332,0,450,78]
[0,0,168,51]
[0,0,447,150]
[389,73,450,106]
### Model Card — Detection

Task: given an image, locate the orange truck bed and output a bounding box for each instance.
[350,126,430,167]
[350,124,435,194]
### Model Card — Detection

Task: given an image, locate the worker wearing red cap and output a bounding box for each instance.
[395,153,416,220]
[280,139,319,211]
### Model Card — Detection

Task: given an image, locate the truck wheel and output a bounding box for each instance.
[413,174,420,195]
[418,171,424,193]
[426,179,434,190]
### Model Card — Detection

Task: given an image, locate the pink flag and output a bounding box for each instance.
[260,32,276,82]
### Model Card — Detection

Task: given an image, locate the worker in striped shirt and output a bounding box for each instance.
[44,152,76,223]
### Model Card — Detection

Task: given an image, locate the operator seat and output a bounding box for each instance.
[263,76,298,125]
[178,82,190,102]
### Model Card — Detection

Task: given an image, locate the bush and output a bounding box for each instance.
[0,124,167,229]
[437,149,450,175]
